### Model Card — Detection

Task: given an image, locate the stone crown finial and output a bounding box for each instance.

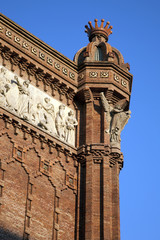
[85,19,113,42]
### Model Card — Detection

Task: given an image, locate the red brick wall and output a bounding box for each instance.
[0,114,78,240]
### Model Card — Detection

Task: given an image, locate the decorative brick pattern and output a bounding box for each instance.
[0,14,133,240]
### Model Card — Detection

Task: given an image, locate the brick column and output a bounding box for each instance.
[112,162,120,240]
[85,154,94,240]
[103,155,112,240]
[85,100,93,144]
[111,153,123,240]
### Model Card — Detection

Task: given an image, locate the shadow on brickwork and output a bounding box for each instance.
[0,228,23,240]
[78,164,86,239]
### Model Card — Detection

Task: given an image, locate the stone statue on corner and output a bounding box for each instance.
[100,92,131,148]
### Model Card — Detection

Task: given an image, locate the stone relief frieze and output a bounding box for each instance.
[0,66,78,146]
[100,92,131,149]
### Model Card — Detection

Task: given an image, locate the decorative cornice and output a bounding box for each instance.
[0,13,77,70]
[0,44,77,103]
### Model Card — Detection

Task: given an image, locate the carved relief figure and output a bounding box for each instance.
[65,110,78,145]
[0,66,77,146]
[5,76,19,113]
[0,67,11,108]
[100,92,131,148]
[55,104,66,140]
[17,79,31,120]
[0,84,10,107]
[0,67,10,86]
[36,103,48,130]
[43,97,56,134]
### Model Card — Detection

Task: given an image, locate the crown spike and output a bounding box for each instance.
[85,19,113,42]
[94,19,98,28]
[88,21,93,30]
[100,19,105,28]
[85,25,90,32]
[104,21,110,30]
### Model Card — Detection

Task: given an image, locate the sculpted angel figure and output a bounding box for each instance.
[100,92,131,147]
[65,110,78,145]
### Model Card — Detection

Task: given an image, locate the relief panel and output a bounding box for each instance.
[0,66,78,146]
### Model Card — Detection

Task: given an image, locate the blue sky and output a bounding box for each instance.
[1,0,160,239]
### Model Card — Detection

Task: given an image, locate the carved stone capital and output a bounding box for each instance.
[109,149,123,170]
[77,144,110,164]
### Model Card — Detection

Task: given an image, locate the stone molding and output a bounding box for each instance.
[0,13,77,76]
[0,44,77,104]
[0,111,77,155]
[77,144,123,168]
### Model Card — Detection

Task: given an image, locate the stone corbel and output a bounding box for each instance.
[64,149,71,163]
[72,153,78,167]
[35,68,45,87]
[48,140,56,154]
[12,120,21,135]
[22,125,30,140]
[51,78,61,96]
[43,73,52,92]
[30,129,39,144]
[109,150,123,170]
[39,135,47,149]
[56,144,63,158]
[10,52,20,72]
[58,83,68,101]
[18,57,28,77]
[83,87,93,103]
[1,46,12,66]
[66,88,76,106]
[27,63,37,81]
[3,114,12,129]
